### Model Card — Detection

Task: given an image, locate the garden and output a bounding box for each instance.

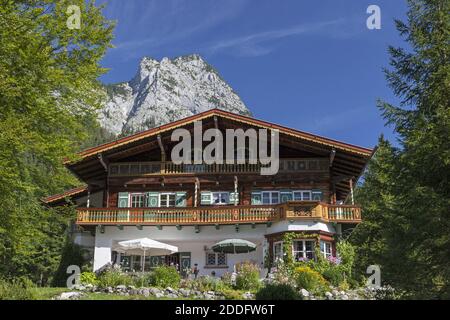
[0,235,395,300]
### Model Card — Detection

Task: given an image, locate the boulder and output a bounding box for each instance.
[58,292,83,300]
[300,289,310,297]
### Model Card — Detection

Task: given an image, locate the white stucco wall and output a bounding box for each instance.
[92,220,338,275]
[93,224,268,276]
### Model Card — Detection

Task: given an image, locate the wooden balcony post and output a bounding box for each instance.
[349,178,354,205]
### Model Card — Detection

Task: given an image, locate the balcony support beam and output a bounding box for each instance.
[329,148,336,167]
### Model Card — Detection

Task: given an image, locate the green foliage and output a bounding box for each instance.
[0,0,113,283]
[220,288,243,300]
[352,0,450,298]
[235,262,261,291]
[180,276,228,292]
[0,278,36,300]
[52,240,86,287]
[80,272,98,286]
[293,266,328,294]
[256,283,300,300]
[148,266,181,288]
[98,269,133,288]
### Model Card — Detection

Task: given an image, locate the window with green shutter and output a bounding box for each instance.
[229,192,239,205]
[312,190,323,201]
[146,192,159,207]
[280,191,293,203]
[251,192,262,205]
[175,192,187,207]
[200,192,212,205]
[118,192,129,208]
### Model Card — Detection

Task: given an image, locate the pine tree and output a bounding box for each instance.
[353,0,449,298]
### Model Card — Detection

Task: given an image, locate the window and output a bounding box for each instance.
[160,193,176,207]
[280,192,293,203]
[273,241,283,262]
[293,190,312,201]
[321,241,332,258]
[205,252,227,266]
[251,192,262,205]
[212,192,230,205]
[262,191,280,204]
[292,240,315,261]
[131,193,145,208]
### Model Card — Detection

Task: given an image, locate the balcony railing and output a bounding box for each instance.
[108,158,329,176]
[76,202,361,226]
[279,201,362,223]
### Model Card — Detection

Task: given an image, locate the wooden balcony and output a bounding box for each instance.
[279,201,362,223]
[108,158,329,177]
[76,202,361,226]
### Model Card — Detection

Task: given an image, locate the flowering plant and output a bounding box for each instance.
[327,256,341,265]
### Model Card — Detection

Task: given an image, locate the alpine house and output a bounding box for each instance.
[44,109,373,276]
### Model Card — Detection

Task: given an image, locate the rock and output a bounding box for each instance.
[155,292,164,298]
[58,292,83,300]
[72,284,85,291]
[341,294,349,300]
[179,289,191,297]
[129,289,139,295]
[141,289,150,297]
[116,285,127,291]
[204,293,215,300]
[167,293,179,299]
[300,289,310,297]
[150,288,162,295]
[207,291,215,295]
[325,292,333,300]
[165,287,177,294]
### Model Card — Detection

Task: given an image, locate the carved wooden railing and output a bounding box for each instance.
[108,158,329,176]
[76,202,361,226]
[280,201,362,222]
[76,205,280,225]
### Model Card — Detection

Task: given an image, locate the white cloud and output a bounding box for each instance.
[206,18,346,57]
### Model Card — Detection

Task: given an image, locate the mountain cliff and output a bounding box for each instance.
[100,54,251,135]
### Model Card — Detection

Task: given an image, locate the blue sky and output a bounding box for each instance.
[98,0,409,149]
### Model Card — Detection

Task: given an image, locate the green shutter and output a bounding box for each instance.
[312,190,323,201]
[176,192,187,207]
[200,192,212,205]
[280,192,293,203]
[118,192,129,208]
[230,192,239,205]
[251,192,262,205]
[147,192,159,207]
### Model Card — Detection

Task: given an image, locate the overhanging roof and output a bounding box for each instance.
[68,108,372,163]
[62,109,374,200]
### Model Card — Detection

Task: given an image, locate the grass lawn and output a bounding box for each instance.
[29,287,71,300]
[27,288,194,300]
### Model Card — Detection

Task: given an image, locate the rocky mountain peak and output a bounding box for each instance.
[100,54,250,135]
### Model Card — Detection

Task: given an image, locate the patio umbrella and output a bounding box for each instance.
[116,238,178,271]
[212,239,257,254]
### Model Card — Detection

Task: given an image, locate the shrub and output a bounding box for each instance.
[0,278,36,300]
[80,272,99,286]
[235,262,261,291]
[180,276,226,291]
[98,269,133,288]
[294,266,328,294]
[322,266,345,287]
[220,272,235,288]
[148,266,180,288]
[220,288,243,300]
[256,283,300,300]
